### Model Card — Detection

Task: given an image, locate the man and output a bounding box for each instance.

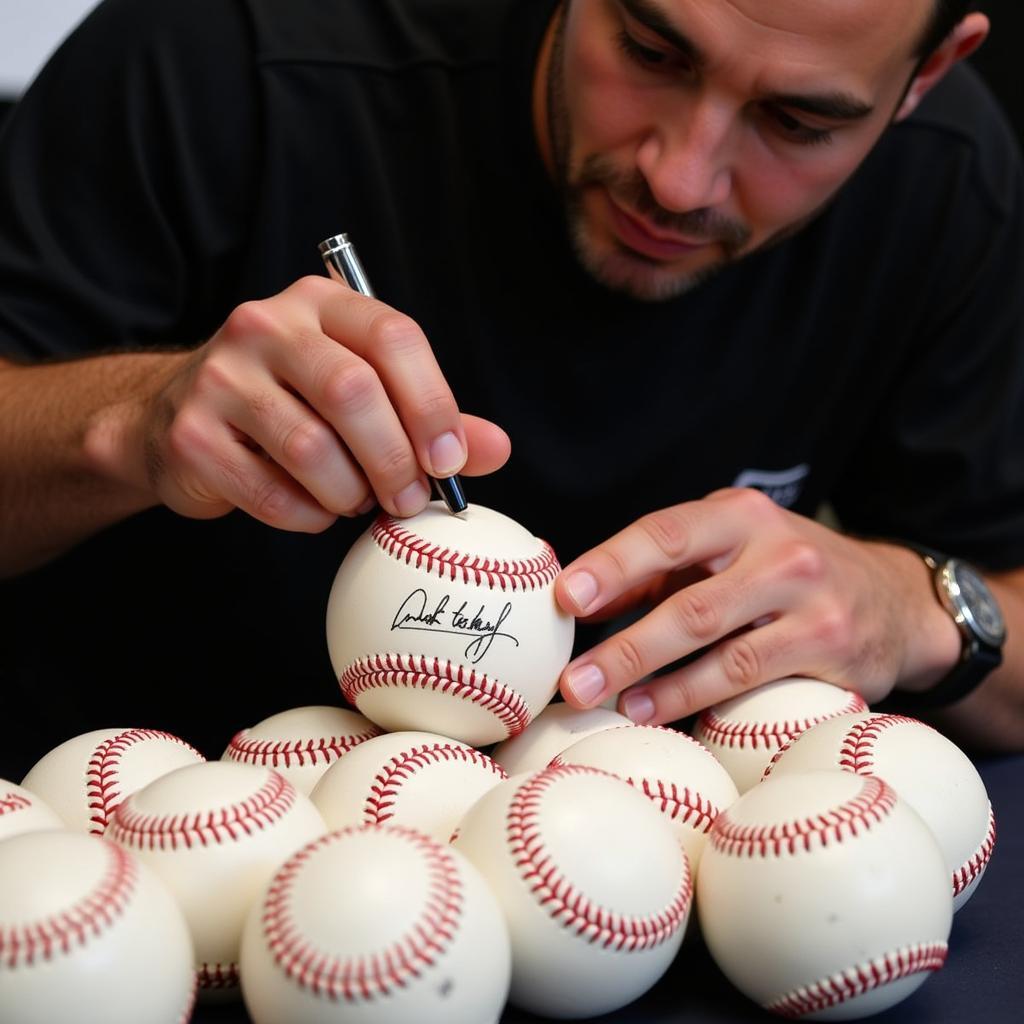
[1,0,1022,777]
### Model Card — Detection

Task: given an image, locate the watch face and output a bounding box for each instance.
[949,561,1007,648]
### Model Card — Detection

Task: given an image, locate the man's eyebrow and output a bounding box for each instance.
[766,92,875,121]
[618,0,706,68]
[617,0,875,123]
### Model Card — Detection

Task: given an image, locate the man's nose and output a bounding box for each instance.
[635,96,734,213]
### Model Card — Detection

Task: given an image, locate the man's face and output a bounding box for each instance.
[539,0,933,300]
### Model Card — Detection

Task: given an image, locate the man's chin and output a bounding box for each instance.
[572,231,728,302]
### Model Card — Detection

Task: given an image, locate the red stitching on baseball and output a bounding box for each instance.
[835,714,923,775]
[108,771,297,852]
[954,803,996,897]
[340,653,532,738]
[226,726,383,769]
[364,743,507,824]
[766,941,948,1018]
[371,514,561,592]
[261,826,464,1001]
[198,962,241,989]
[697,691,868,751]
[85,728,205,835]
[506,765,691,951]
[711,776,898,857]
[0,791,32,816]
[0,841,137,968]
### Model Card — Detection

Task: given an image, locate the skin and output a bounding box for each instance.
[1,0,1022,748]
[535,1,1024,742]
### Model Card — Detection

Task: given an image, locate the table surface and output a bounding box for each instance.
[196,753,1024,1024]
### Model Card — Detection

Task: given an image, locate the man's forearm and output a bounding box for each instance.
[0,351,188,577]
[926,568,1024,752]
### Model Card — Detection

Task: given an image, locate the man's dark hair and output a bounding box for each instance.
[915,1,976,57]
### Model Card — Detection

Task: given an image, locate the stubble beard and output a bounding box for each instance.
[545,8,752,302]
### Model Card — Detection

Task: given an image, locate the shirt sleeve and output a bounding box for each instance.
[830,121,1024,571]
[0,0,260,360]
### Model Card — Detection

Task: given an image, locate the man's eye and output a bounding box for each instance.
[616,30,670,69]
[769,107,834,147]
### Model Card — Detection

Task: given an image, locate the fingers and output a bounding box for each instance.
[559,570,767,709]
[460,415,512,476]
[161,410,338,532]
[313,280,468,475]
[555,500,756,619]
[612,620,813,726]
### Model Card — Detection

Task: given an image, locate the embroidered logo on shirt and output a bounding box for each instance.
[732,464,809,509]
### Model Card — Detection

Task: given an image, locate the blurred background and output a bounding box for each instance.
[0,0,1021,150]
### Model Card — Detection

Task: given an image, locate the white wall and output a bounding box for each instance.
[0,0,101,96]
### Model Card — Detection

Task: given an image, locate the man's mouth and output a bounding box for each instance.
[604,190,712,261]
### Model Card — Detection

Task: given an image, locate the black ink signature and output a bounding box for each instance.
[391,589,519,664]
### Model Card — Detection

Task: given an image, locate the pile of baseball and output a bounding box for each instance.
[0,503,996,1023]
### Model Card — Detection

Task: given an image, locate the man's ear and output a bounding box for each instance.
[895,12,989,122]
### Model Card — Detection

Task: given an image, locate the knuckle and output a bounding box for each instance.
[223,300,277,342]
[777,540,827,584]
[413,385,457,421]
[669,588,720,643]
[248,477,293,525]
[322,361,380,412]
[719,637,762,691]
[638,508,691,563]
[370,439,417,480]
[661,674,699,716]
[610,633,648,683]
[290,275,332,301]
[732,486,778,519]
[813,602,856,656]
[281,419,334,470]
[191,356,237,400]
[366,311,425,357]
[165,412,211,463]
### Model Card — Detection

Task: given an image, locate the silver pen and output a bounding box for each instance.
[317,233,468,516]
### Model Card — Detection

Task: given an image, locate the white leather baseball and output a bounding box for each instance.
[107,760,326,997]
[763,712,996,911]
[222,705,383,795]
[325,502,575,746]
[453,764,691,1018]
[552,725,739,875]
[698,772,952,1019]
[240,824,511,1024]
[490,702,630,774]
[691,678,867,793]
[0,779,64,841]
[0,830,195,1024]
[21,727,205,834]
[309,730,507,844]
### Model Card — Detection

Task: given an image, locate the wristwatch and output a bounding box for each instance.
[898,546,1007,709]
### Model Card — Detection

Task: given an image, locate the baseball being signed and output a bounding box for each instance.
[325,502,575,745]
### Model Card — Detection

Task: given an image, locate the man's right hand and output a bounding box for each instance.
[92,276,511,531]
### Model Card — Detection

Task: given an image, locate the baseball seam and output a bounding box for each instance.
[364,743,507,824]
[710,776,898,857]
[261,826,464,1001]
[372,514,560,592]
[766,941,948,1018]
[226,726,383,769]
[198,962,241,990]
[340,653,532,738]
[108,771,297,852]
[86,728,204,835]
[0,841,137,968]
[835,714,921,775]
[954,803,996,897]
[697,692,868,750]
[507,765,691,952]
[0,791,32,816]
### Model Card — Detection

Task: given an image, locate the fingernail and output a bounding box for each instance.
[393,480,430,517]
[564,571,599,614]
[622,690,655,724]
[565,663,605,706]
[429,432,465,476]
